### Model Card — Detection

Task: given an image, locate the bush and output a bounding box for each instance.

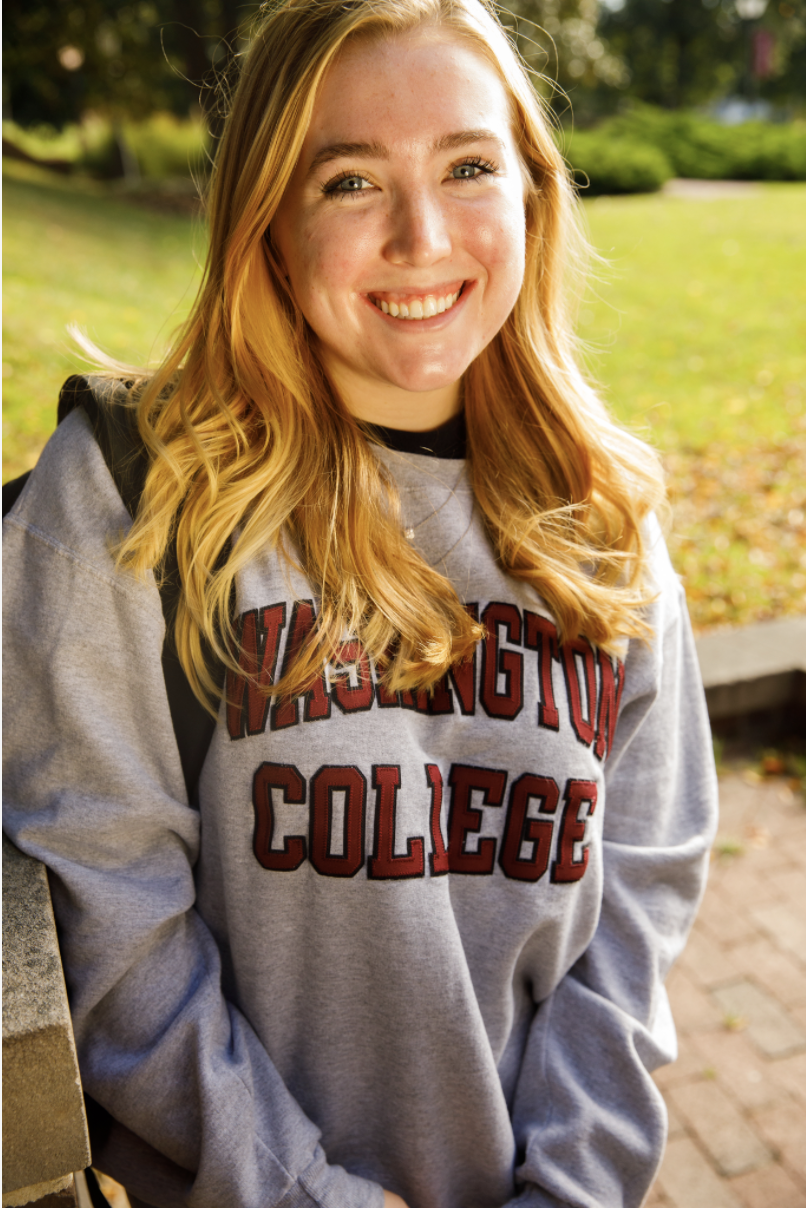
[562,131,673,195]
[123,114,209,180]
[599,104,806,181]
[2,113,209,181]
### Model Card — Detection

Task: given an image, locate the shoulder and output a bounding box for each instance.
[642,512,685,633]
[3,408,158,612]
[618,514,694,708]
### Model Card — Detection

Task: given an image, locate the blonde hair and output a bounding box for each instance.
[116,0,664,709]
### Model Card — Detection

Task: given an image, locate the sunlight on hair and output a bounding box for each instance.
[83,0,665,715]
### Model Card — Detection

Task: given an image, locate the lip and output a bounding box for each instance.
[367,280,466,306]
[363,280,474,328]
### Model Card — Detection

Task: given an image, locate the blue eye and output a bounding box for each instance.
[336,175,366,191]
[323,173,370,197]
[451,158,495,181]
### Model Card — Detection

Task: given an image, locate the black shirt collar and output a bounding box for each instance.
[362,411,467,459]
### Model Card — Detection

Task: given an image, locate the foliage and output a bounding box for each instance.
[1,0,259,129]
[501,0,629,116]
[123,112,209,178]
[3,113,210,181]
[598,0,806,111]
[664,439,806,631]
[599,104,806,180]
[562,130,672,192]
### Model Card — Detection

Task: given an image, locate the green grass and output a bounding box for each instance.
[2,159,204,476]
[580,184,806,452]
[3,161,804,631]
[579,184,806,631]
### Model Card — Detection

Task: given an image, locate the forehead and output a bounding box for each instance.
[305,28,515,153]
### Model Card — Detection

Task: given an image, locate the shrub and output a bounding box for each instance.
[2,113,209,181]
[562,131,673,195]
[599,104,806,181]
[122,114,209,180]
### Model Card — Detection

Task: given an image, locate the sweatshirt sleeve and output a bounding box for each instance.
[505,521,719,1208]
[2,412,384,1208]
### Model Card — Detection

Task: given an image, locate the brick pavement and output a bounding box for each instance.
[646,770,806,1207]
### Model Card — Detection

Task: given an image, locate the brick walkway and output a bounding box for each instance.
[646,770,806,1208]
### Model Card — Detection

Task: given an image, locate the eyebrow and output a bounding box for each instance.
[306,128,507,175]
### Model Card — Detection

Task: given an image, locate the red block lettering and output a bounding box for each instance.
[562,638,597,747]
[309,765,366,877]
[524,612,560,730]
[447,763,507,874]
[427,763,450,875]
[552,779,598,883]
[252,762,307,871]
[499,774,559,882]
[271,600,331,729]
[368,766,425,880]
[594,652,625,761]
[227,604,286,739]
[480,602,524,721]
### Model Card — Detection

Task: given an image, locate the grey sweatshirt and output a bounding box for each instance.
[3,410,718,1208]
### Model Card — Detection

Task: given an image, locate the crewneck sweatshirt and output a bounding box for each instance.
[2,409,717,1208]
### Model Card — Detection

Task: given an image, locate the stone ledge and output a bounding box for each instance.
[694,616,806,737]
[1,1173,76,1208]
[2,837,90,1198]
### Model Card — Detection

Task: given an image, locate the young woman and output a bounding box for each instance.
[3,2,717,1207]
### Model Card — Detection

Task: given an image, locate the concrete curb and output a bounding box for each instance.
[2,837,90,1204]
[694,617,806,739]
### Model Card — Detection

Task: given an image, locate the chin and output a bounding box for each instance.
[377,355,473,397]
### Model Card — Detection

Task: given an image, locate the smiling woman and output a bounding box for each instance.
[2,3,717,1208]
[271,35,527,428]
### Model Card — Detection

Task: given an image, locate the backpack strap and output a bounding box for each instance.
[5,375,221,805]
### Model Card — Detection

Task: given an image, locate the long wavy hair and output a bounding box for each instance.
[115,0,664,710]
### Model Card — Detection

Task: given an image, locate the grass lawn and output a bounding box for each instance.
[3,159,804,631]
[581,184,806,630]
[2,160,204,475]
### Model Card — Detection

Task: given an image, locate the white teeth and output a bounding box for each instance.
[375,286,463,320]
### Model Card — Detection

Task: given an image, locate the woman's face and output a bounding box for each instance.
[271,28,528,429]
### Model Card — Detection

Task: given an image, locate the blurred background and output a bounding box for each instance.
[3,0,805,636]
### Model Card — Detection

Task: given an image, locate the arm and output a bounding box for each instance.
[2,413,384,1208]
[506,527,718,1208]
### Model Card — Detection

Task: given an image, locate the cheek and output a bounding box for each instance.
[288,224,372,311]
[465,201,526,297]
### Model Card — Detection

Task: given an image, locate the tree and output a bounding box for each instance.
[598,0,806,110]
[2,0,259,129]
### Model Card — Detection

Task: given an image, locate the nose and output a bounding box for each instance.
[384,187,452,267]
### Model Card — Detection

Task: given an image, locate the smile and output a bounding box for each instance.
[369,283,465,321]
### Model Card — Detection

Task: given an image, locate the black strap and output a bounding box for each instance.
[4,375,221,805]
[2,470,32,516]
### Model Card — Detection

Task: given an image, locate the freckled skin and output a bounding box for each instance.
[271,30,527,430]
